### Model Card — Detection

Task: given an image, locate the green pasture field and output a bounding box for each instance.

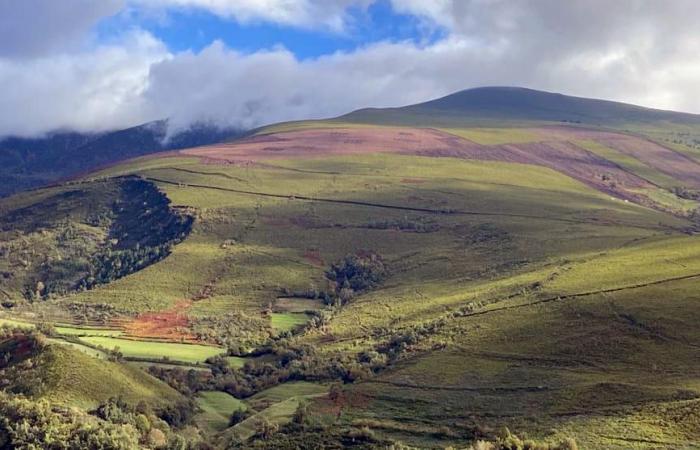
[270,312,310,332]
[225,356,247,368]
[78,336,224,364]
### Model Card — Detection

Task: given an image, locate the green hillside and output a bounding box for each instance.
[2,89,700,448]
[260,87,700,154]
[0,332,184,410]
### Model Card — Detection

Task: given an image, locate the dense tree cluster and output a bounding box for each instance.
[18,178,194,300]
[325,252,387,303]
[190,312,268,349]
[0,394,141,449]
[149,343,384,400]
[75,178,193,291]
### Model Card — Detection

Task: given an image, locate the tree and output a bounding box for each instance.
[291,401,309,429]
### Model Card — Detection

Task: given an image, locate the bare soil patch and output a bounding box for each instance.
[124,299,194,341]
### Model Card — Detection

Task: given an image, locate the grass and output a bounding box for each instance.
[575,139,683,189]
[47,338,108,360]
[270,312,310,332]
[247,381,329,408]
[225,356,247,368]
[252,119,385,135]
[0,318,34,329]
[228,382,328,441]
[274,297,323,313]
[77,336,224,364]
[54,325,123,337]
[25,342,184,409]
[334,235,700,448]
[196,391,247,432]
[440,127,543,145]
[230,398,302,441]
[74,150,671,323]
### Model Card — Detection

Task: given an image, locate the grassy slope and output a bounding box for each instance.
[196,391,247,432]
[227,382,329,441]
[2,118,700,447]
[327,233,700,448]
[0,181,118,302]
[60,153,685,319]
[20,341,184,409]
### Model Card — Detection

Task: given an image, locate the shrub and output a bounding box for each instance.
[229,408,250,426]
[253,418,279,440]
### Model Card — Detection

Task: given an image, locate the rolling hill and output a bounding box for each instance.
[1,87,700,448]
[342,86,700,129]
[0,332,185,409]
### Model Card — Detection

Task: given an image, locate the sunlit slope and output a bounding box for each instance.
[0,335,184,409]
[60,153,689,320]
[339,238,700,448]
[2,118,700,447]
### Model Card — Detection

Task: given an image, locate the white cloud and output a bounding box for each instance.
[0,31,168,136]
[130,0,372,31]
[2,0,700,137]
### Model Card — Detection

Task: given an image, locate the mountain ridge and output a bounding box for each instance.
[340,86,700,128]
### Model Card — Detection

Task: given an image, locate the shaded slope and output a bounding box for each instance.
[341,86,700,129]
[0,177,193,303]
[0,120,242,198]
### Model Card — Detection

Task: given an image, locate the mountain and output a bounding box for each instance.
[341,86,700,129]
[2,88,700,448]
[0,120,242,198]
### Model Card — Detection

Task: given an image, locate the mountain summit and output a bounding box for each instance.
[343,86,700,127]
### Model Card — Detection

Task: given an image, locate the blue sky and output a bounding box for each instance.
[1,0,699,136]
[98,1,446,59]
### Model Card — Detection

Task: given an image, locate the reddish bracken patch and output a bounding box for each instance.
[315,387,370,419]
[179,127,475,162]
[124,299,194,341]
[536,125,700,187]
